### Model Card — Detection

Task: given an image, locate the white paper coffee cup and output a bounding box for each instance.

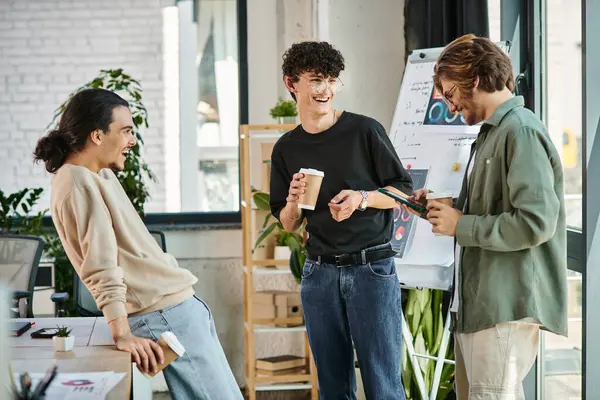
[426,192,453,236]
[146,331,186,377]
[297,168,324,210]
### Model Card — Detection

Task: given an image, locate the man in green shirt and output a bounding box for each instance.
[404,34,567,399]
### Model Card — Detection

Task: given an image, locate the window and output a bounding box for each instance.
[146,0,245,221]
[488,0,501,42]
[0,0,246,224]
[538,0,583,398]
[195,0,241,213]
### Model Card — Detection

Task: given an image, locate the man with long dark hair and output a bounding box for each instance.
[34,88,242,400]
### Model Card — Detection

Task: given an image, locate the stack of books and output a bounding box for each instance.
[255,355,306,376]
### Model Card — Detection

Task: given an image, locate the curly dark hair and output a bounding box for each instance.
[282,41,345,100]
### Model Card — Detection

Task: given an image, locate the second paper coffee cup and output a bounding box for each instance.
[297,168,324,210]
[146,331,186,377]
[426,192,453,237]
[426,192,453,207]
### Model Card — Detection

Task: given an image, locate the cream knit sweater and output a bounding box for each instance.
[51,164,197,322]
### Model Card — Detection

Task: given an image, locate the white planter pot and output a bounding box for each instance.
[53,335,75,351]
[274,246,292,261]
[277,116,296,124]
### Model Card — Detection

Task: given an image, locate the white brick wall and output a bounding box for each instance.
[0,0,172,213]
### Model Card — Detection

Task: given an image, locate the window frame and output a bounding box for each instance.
[145,0,248,227]
[581,0,600,396]
[531,0,593,397]
[40,0,247,230]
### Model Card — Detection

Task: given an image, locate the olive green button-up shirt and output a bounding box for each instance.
[454,95,568,336]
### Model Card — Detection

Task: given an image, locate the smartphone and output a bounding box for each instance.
[378,188,427,213]
[30,327,60,339]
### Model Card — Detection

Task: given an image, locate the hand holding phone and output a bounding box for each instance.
[378,188,427,214]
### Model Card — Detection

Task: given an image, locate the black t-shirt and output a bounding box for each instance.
[269,111,413,257]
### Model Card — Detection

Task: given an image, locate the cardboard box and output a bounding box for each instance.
[275,304,303,327]
[254,291,301,307]
[253,302,276,319]
[274,292,301,308]
[276,305,303,319]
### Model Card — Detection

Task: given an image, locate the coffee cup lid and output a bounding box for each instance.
[161,331,185,356]
[299,168,324,177]
[426,192,453,200]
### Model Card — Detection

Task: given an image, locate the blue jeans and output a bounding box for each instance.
[301,248,406,399]
[127,295,242,400]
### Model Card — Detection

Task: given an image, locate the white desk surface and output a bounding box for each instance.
[9,316,152,399]
[9,317,113,347]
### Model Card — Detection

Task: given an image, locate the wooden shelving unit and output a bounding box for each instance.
[240,124,319,400]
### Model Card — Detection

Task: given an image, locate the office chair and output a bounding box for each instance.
[0,234,68,317]
[74,230,168,316]
[149,230,167,252]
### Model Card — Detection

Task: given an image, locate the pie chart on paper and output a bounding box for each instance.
[395,226,405,241]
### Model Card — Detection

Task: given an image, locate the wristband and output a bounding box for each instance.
[283,206,302,221]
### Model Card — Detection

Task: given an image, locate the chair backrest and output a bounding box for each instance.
[149,230,167,252]
[0,234,45,318]
[73,274,102,317]
[74,230,168,317]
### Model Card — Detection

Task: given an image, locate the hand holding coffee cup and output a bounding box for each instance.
[296,168,324,210]
[286,172,306,204]
[426,192,462,237]
[146,331,186,377]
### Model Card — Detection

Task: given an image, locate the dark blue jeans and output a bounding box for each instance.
[301,247,406,399]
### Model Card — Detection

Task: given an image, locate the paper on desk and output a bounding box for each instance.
[14,371,125,399]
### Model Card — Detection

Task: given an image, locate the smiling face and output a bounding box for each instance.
[285,71,342,117]
[438,77,486,126]
[91,106,136,171]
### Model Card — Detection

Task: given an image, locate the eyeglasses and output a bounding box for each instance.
[442,84,458,108]
[300,76,344,94]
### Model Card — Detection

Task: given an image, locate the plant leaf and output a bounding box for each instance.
[253,222,277,251]
[253,192,270,211]
[262,212,272,229]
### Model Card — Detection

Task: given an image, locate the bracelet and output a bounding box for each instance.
[283,206,302,221]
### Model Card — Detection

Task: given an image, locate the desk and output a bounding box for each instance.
[9,317,132,399]
[11,347,130,400]
[9,317,101,347]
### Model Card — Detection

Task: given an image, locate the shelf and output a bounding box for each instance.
[254,383,312,391]
[249,323,306,333]
[240,123,317,400]
[252,317,304,326]
[253,259,290,266]
[255,373,312,384]
[242,266,291,275]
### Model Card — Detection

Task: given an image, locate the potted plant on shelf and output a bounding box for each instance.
[269,97,298,124]
[52,325,74,352]
[252,190,305,284]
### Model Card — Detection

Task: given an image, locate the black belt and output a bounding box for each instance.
[312,247,397,267]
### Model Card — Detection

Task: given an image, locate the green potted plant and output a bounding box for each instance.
[0,188,47,235]
[269,97,298,124]
[52,325,74,351]
[252,191,305,284]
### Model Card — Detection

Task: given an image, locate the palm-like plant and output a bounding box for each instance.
[252,191,305,284]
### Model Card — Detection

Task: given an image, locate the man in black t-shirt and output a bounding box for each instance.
[269,41,411,399]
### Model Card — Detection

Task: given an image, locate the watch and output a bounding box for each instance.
[357,190,369,211]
